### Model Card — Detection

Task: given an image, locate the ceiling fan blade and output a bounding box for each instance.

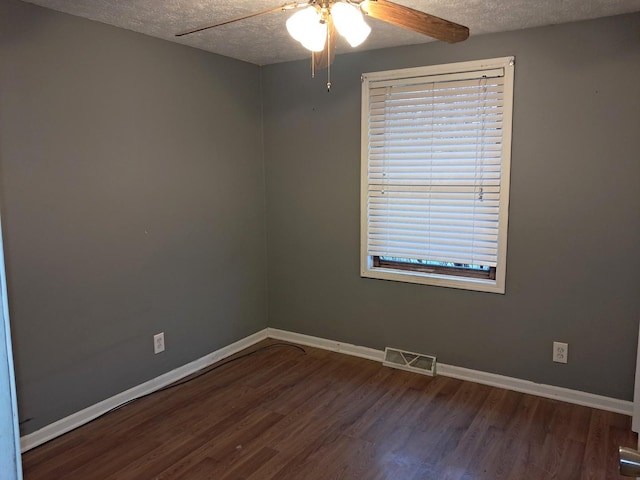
[360,0,469,44]
[176,2,303,37]
[313,18,337,71]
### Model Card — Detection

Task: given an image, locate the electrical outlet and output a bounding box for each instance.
[553,341,568,363]
[154,332,165,354]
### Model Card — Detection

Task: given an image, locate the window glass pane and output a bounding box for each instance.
[379,256,491,272]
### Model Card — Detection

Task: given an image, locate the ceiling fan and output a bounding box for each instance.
[176,0,469,90]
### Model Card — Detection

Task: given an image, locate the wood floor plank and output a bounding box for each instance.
[22,340,637,480]
[219,446,279,480]
[434,387,511,480]
[483,394,546,479]
[581,409,610,480]
[538,400,588,477]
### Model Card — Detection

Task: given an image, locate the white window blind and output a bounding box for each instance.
[361,58,515,292]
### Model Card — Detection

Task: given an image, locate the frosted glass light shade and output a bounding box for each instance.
[331,2,371,47]
[286,7,327,52]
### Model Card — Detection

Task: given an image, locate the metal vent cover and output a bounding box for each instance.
[383,347,436,376]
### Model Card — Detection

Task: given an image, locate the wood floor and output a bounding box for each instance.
[22,339,637,479]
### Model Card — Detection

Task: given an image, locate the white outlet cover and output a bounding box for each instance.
[154,332,165,354]
[553,341,568,364]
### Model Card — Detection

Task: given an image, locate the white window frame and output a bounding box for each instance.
[360,57,515,294]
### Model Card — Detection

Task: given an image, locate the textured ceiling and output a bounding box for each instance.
[22,0,640,65]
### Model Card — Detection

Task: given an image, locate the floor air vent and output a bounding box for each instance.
[383,347,436,376]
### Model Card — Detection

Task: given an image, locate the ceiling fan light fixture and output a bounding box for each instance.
[330,2,371,47]
[176,0,470,91]
[286,6,327,52]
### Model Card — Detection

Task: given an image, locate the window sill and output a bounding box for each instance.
[361,266,505,294]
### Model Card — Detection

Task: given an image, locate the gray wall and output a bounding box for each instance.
[1,0,639,439]
[262,13,640,400]
[0,0,267,434]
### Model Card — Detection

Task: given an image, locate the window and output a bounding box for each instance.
[360,57,515,293]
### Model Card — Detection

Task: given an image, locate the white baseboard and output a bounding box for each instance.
[267,328,384,362]
[436,363,632,415]
[20,328,269,453]
[267,328,633,416]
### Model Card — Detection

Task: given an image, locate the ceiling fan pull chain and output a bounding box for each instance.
[312,51,315,78]
[326,23,332,92]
